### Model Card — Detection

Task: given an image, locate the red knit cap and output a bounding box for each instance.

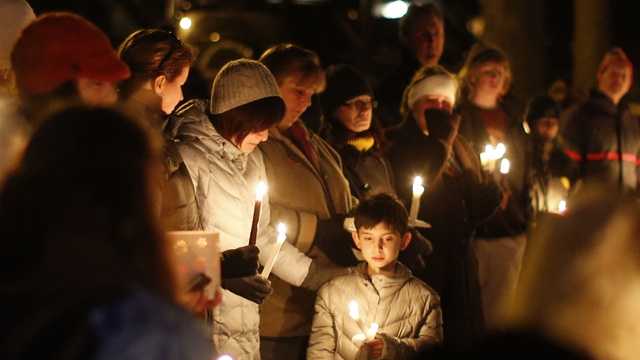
[11,12,130,95]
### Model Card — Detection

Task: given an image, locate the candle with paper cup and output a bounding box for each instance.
[260,223,287,278]
[248,181,268,246]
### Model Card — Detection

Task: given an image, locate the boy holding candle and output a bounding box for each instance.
[307,194,443,359]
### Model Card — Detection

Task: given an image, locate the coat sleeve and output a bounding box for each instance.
[379,291,443,359]
[307,285,337,360]
[160,161,202,231]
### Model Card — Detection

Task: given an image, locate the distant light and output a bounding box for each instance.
[347,9,359,21]
[467,16,486,37]
[179,16,192,30]
[374,1,409,19]
[209,32,221,42]
[217,355,233,360]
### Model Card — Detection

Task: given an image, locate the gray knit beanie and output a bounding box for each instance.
[210,59,282,114]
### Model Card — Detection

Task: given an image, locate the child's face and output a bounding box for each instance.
[535,117,559,141]
[352,222,412,274]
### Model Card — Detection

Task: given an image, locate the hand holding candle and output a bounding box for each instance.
[248,181,268,246]
[260,223,287,278]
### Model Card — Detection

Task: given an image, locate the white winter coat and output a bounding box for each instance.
[308,262,443,359]
[165,100,312,359]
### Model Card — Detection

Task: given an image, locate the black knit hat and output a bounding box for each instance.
[525,95,561,127]
[320,64,373,119]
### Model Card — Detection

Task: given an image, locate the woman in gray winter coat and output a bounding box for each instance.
[162,59,334,359]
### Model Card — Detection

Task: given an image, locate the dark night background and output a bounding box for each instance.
[25,0,640,112]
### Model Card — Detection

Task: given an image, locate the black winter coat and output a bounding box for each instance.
[561,89,640,193]
[388,118,502,347]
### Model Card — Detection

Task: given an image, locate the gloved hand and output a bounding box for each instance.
[221,245,259,279]
[221,275,272,304]
[301,260,352,291]
[398,229,433,276]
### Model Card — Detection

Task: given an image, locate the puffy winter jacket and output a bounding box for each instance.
[561,89,640,193]
[307,262,443,359]
[163,100,313,359]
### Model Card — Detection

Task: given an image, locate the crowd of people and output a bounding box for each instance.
[1,1,639,360]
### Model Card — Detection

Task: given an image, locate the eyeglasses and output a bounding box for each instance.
[344,98,377,111]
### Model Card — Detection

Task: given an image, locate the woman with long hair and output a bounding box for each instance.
[0,106,212,360]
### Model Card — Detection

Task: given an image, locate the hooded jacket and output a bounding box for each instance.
[307,262,443,359]
[162,99,312,359]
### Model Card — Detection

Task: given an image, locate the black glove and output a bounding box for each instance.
[221,275,272,304]
[314,216,358,267]
[301,260,351,291]
[399,229,433,276]
[221,245,259,279]
[424,108,460,147]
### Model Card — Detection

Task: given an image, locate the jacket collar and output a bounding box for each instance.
[355,261,413,291]
[168,99,249,174]
[588,89,628,116]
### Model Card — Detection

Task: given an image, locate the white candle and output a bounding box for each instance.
[409,176,425,222]
[348,300,366,333]
[249,181,268,246]
[499,158,511,175]
[495,142,506,158]
[260,223,287,278]
[366,322,379,341]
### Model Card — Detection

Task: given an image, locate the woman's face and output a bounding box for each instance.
[334,94,374,133]
[235,129,270,153]
[472,61,507,101]
[156,65,190,115]
[277,74,319,130]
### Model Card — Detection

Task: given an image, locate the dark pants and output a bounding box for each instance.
[260,336,309,360]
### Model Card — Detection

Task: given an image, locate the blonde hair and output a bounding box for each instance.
[458,43,512,101]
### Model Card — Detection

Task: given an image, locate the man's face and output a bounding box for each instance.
[598,62,632,103]
[352,222,411,274]
[277,74,317,130]
[410,14,445,66]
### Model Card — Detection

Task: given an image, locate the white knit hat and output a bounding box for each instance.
[0,0,35,70]
[210,59,282,114]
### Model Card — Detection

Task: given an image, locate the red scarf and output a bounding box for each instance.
[286,121,320,169]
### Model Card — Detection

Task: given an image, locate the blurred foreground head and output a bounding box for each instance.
[0,106,174,301]
[507,187,640,359]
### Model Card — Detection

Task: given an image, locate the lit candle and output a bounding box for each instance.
[260,223,287,278]
[495,143,506,158]
[366,322,379,341]
[499,158,511,175]
[348,300,366,333]
[248,181,268,246]
[217,356,233,360]
[409,176,425,222]
[558,200,567,214]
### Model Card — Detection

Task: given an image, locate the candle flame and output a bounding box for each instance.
[367,323,379,339]
[499,158,511,174]
[348,300,360,320]
[558,200,567,214]
[276,222,287,244]
[255,181,268,201]
[217,355,233,360]
[495,143,506,158]
[412,176,425,196]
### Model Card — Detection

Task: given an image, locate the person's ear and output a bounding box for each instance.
[400,231,412,251]
[153,74,167,95]
[351,231,362,250]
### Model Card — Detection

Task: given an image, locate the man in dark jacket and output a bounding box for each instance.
[561,48,640,194]
[377,3,445,129]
